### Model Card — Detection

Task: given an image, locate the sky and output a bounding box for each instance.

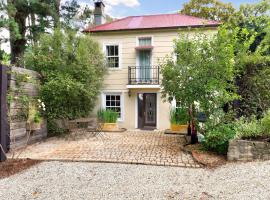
[79,0,259,18]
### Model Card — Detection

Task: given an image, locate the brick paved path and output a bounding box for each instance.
[9,131,201,168]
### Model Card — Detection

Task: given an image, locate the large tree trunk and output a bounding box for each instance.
[7,0,28,65]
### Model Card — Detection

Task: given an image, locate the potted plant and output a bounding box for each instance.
[170,107,189,133]
[97,109,119,131]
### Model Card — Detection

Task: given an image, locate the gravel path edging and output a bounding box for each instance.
[22,158,202,168]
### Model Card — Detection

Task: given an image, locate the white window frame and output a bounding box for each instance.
[103,42,122,69]
[136,36,154,47]
[101,92,124,121]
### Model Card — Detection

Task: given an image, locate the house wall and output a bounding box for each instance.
[90,28,217,130]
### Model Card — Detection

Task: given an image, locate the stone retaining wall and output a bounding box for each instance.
[9,67,47,150]
[228,139,270,161]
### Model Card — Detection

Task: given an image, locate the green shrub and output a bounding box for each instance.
[261,110,270,135]
[97,109,118,123]
[235,111,270,140]
[235,117,264,139]
[203,123,236,155]
[24,29,106,121]
[170,107,189,124]
[41,74,95,120]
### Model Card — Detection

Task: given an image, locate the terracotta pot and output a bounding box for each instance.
[170,124,188,133]
[26,122,42,131]
[102,123,119,131]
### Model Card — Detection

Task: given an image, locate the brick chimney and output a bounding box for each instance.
[94,0,106,25]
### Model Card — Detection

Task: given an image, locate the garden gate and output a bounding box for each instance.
[0,65,9,162]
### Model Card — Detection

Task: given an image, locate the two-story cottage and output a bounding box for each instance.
[85,1,220,130]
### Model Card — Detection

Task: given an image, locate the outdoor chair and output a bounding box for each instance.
[87,119,109,140]
[66,118,108,141]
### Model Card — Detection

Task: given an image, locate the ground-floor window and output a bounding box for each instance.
[102,93,123,120]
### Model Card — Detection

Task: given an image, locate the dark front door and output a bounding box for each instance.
[138,93,157,130]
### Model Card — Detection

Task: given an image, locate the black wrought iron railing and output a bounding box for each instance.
[128,66,160,85]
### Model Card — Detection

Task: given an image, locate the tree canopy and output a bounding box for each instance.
[0,0,58,64]
[180,0,236,22]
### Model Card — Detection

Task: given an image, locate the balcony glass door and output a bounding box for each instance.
[139,50,151,83]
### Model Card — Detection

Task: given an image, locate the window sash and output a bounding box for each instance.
[106,45,119,68]
[105,95,121,118]
[139,37,152,46]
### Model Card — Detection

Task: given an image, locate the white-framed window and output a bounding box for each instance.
[105,45,119,68]
[136,36,153,47]
[138,37,152,46]
[102,92,124,121]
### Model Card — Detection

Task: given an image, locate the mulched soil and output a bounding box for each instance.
[184,144,227,168]
[0,159,42,179]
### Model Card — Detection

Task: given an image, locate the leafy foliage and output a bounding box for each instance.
[24,29,106,121]
[180,0,236,22]
[203,123,236,154]
[235,111,270,140]
[228,0,270,53]
[161,28,238,126]
[223,0,270,118]
[236,55,270,117]
[170,108,189,125]
[261,110,270,135]
[235,117,264,140]
[97,109,118,123]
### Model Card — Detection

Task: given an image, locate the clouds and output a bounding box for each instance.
[104,0,140,7]
[77,0,140,7]
[73,0,140,17]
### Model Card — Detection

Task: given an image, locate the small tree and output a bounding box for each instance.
[161,28,238,130]
[24,29,106,125]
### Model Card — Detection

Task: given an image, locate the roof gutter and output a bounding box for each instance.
[83,24,221,33]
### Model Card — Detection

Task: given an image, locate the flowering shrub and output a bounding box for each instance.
[27,99,46,124]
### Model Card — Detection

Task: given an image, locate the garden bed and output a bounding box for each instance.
[184,144,227,168]
[228,139,270,161]
[0,159,42,179]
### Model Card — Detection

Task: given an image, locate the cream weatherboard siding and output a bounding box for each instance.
[90,28,217,130]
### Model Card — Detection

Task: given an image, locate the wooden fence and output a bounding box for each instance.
[0,65,9,162]
[9,67,47,150]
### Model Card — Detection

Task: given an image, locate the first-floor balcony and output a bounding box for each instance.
[128,66,160,86]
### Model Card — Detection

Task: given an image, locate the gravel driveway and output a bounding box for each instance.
[0,161,270,200]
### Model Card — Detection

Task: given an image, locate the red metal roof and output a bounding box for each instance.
[85,13,220,32]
